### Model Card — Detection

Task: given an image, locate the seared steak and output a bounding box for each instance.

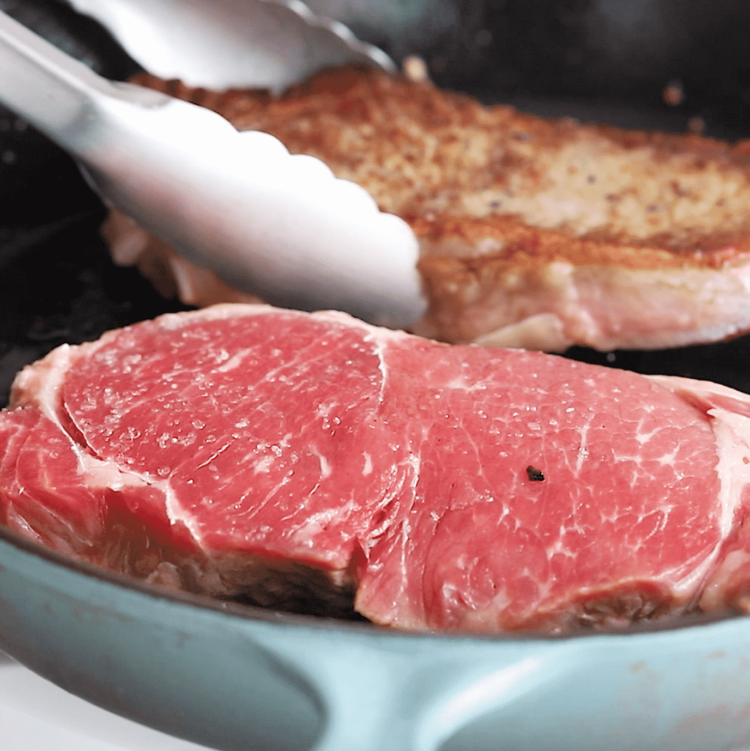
[106,66,750,351]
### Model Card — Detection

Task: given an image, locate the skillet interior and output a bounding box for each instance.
[4,0,750,406]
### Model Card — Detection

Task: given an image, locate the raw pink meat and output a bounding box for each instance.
[1,304,750,633]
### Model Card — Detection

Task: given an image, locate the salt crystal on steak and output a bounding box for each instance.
[1,304,749,633]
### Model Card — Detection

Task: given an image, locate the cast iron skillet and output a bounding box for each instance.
[2,2,750,749]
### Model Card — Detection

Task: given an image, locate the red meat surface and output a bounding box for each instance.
[1,304,750,633]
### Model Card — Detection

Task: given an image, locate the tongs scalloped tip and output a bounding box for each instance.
[0,7,425,329]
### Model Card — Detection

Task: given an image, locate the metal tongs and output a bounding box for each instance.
[0,4,425,327]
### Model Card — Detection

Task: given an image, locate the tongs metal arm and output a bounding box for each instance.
[67,0,397,91]
[0,9,130,148]
[0,10,425,328]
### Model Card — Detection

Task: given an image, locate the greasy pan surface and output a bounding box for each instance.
[3,1,750,749]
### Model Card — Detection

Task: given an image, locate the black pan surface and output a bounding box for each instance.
[2,0,750,408]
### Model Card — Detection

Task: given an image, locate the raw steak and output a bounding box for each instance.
[1,304,750,633]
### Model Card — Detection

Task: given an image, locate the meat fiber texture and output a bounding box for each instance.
[105,66,750,352]
[2,304,750,634]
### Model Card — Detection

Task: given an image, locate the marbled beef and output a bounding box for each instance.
[1,305,749,633]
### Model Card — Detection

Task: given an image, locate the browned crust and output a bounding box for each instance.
[412,214,750,272]
[132,66,750,272]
